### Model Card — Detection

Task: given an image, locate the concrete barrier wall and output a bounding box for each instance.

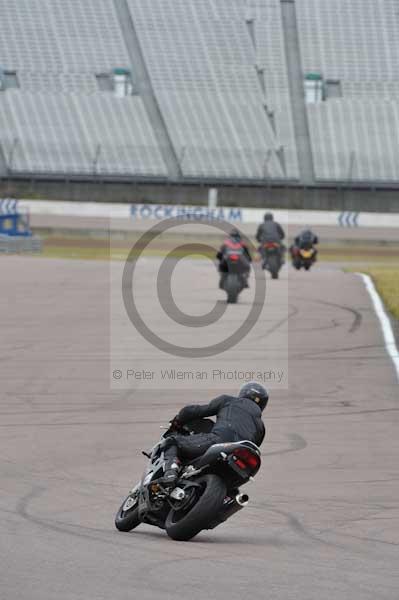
[2,179,399,212]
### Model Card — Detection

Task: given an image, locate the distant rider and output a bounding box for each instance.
[291,228,319,260]
[256,212,285,261]
[216,228,252,289]
[160,382,268,488]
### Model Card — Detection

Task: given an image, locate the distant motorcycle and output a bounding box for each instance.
[260,241,283,279]
[220,253,249,303]
[291,245,316,271]
[115,419,261,541]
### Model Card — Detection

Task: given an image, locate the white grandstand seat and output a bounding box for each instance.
[296,0,399,85]
[0,91,167,176]
[17,72,99,95]
[297,0,399,181]
[0,0,130,73]
[308,99,399,182]
[0,0,300,180]
[0,0,169,176]
[128,0,299,179]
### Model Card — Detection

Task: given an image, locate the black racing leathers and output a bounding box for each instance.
[256,221,285,244]
[177,395,265,447]
[162,396,265,475]
[216,240,252,273]
[294,231,318,248]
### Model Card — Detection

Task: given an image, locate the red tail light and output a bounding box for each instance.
[230,254,239,261]
[233,448,260,470]
[265,242,278,249]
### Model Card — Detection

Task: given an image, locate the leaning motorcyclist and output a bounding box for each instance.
[256,212,285,260]
[160,382,268,487]
[216,228,252,289]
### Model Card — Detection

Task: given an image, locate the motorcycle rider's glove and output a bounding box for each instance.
[169,416,181,431]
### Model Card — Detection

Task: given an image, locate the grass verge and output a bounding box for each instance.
[354,267,399,320]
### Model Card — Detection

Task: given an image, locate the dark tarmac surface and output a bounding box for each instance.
[1,256,398,600]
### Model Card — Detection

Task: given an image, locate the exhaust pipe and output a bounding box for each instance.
[235,493,249,507]
[208,493,249,528]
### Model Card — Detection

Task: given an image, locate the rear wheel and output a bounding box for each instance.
[165,474,227,541]
[225,274,240,304]
[227,290,238,303]
[268,255,280,279]
[115,492,141,532]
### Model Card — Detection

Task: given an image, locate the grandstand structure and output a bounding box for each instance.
[0,0,399,196]
[296,0,399,184]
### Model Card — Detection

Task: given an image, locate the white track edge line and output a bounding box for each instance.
[358,273,399,383]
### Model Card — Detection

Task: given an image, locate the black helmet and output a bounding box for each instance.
[230,228,241,241]
[301,229,313,240]
[264,212,273,222]
[238,382,269,411]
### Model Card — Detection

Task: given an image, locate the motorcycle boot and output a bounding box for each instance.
[159,456,181,488]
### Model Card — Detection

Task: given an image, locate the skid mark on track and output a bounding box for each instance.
[267,406,399,421]
[290,318,341,333]
[14,486,282,566]
[317,506,399,548]
[265,433,307,457]
[15,485,162,552]
[291,296,362,333]
[290,343,387,361]
[257,504,345,550]
[331,531,399,547]
[257,503,387,557]
[0,419,159,428]
[251,303,298,345]
[4,406,398,428]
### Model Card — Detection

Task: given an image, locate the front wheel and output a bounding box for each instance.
[115,491,141,532]
[165,474,227,541]
[292,259,301,270]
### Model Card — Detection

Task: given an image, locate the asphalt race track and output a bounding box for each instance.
[1,256,398,600]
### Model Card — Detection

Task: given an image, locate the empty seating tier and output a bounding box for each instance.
[0,91,167,176]
[0,0,397,183]
[127,0,299,179]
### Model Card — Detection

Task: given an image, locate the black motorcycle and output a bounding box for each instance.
[115,419,261,541]
[260,241,283,279]
[220,253,249,303]
[290,243,316,271]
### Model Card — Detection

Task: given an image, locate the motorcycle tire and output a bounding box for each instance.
[225,274,239,304]
[115,493,141,532]
[292,260,301,270]
[268,255,280,279]
[165,474,227,541]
